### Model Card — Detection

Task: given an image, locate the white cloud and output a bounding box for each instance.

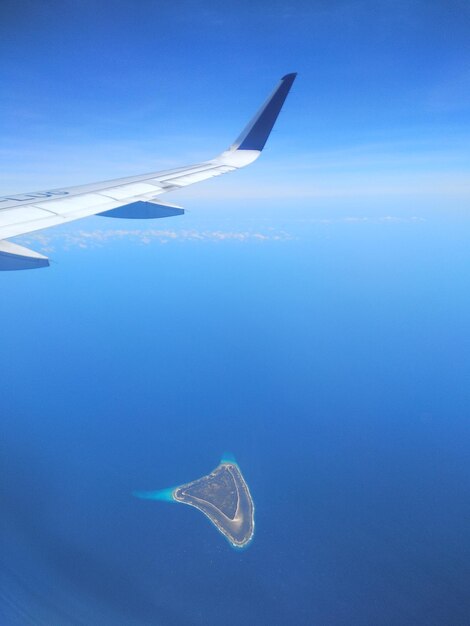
[18,227,295,253]
[15,215,427,256]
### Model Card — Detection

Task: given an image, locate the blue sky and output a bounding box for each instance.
[1,0,469,220]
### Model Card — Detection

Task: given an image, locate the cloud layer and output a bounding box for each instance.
[18,227,295,253]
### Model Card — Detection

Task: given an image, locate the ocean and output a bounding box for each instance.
[2,210,470,625]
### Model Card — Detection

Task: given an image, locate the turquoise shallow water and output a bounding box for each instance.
[2,213,470,624]
[133,487,177,503]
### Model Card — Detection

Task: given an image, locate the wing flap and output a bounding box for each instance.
[99,182,163,200]
[33,192,111,213]
[166,170,224,186]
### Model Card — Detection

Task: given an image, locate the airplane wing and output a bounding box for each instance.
[0,73,296,270]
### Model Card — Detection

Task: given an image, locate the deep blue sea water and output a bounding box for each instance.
[2,211,470,625]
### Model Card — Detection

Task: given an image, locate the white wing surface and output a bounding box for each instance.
[0,73,296,270]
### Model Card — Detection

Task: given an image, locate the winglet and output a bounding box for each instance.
[230,73,297,152]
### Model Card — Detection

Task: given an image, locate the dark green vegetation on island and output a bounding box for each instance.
[173,462,255,548]
[135,461,255,548]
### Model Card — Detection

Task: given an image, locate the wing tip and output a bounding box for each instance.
[231,72,297,153]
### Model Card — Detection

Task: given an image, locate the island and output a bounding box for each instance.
[134,460,255,549]
[173,462,255,549]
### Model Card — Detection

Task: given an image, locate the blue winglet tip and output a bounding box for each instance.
[235,72,297,152]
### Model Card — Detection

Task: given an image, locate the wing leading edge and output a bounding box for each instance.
[0,73,296,270]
